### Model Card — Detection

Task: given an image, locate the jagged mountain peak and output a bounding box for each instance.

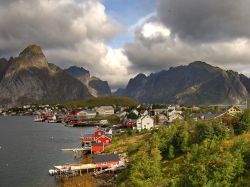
[65,66,90,77]
[0,45,92,106]
[19,44,44,58]
[65,66,111,97]
[117,61,250,105]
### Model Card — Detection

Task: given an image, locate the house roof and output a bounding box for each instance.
[97,106,114,110]
[96,134,112,140]
[204,111,225,120]
[93,154,120,163]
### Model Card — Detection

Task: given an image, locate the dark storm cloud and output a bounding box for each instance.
[157,0,250,43]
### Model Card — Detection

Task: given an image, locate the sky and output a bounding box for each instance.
[0,0,250,90]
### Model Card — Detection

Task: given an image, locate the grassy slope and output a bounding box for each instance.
[65,96,139,107]
[34,96,139,107]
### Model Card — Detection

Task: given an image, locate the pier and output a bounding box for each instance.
[51,163,97,178]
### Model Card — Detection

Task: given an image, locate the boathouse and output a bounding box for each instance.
[93,154,120,168]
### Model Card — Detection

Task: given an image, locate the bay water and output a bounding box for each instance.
[0,116,95,187]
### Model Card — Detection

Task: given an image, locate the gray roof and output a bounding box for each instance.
[204,111,225,120]
[93,154,120,163]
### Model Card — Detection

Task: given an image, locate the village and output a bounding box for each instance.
[1,102,246,182]
[0,103,246,128]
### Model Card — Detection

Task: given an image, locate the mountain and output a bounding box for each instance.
[116,61,250,105]
[0,45,92,105]
[65,66,111,97]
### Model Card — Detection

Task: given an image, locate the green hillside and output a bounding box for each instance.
[64,96,139,107]
[106,109,250,186]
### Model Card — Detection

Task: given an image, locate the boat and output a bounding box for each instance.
[47,115,58,123]
[33,115,45,122]
[49,169,57,176]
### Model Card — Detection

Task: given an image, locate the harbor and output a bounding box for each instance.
[49,128,127,180]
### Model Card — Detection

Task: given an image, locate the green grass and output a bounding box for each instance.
[64,96,139,107]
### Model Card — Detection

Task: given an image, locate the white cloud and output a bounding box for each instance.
[125,20,250,76]
[0,0,133,88]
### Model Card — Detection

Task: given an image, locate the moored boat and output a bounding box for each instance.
[33,115,45,122]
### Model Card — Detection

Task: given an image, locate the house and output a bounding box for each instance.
[168,113,184,123]
[136,114,154,131]
[140,110,149,116]
[116,111,127,118]
[152,109,167,116]
[93,154,120,168]
[77,110,96,119]
[131,109,139,116]
[91,142,105,154]
[204,112,225,120]
[93,129,106,137]
[80,129,112,147]
[126,119,137,127]
[226,106,242,115]
[158,114,168,124]
[96,134,112,145]
[167,109,182,117]
[192,113,205,121]
[203,106,242,121]
[96,106,114,116]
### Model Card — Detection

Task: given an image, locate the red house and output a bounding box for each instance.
[93,130,106,138]
[96,134,112,145]
[91,142,105,154]
[93,154,120,168]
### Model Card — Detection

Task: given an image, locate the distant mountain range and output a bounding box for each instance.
[115,61,250,105]
[1,45,250,106]
[64,66,111,97]
[0,45,111,106]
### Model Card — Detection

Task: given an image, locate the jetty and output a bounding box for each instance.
[61,147,90,152]
[50,163,97,177]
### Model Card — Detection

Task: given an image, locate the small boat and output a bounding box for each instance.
[47,115,58,123]
[49,169,57,175]
[34,115,45,122]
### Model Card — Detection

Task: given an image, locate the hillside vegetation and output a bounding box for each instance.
[106,109,250,186]
[64,96,139,107]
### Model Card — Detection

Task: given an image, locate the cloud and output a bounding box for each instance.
[0,0,132,88]
[45,40,132,89]
[157,0,250,43]
[125,21,250,75]
[124,0,250,77]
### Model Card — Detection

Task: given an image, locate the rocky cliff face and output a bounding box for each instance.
[0,45,92,105]
[65,66,111,97]
[117,61,250,105]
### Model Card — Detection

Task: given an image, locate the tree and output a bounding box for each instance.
[182,140,245,186]
[167,145,175,159]
[236,108,250,134]
[128,149,163,187]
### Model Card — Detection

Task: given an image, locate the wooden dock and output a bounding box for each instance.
[54,163,97,171]
[61,147,90,152]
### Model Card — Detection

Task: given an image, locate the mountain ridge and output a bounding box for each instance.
[65,66,111,97]
[115,61,250,105]
[0,45,92,106]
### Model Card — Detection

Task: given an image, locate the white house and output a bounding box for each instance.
[77,110,96,119]
[136,115,154,131]
[168,113,184,123]
[96,106,114,116]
